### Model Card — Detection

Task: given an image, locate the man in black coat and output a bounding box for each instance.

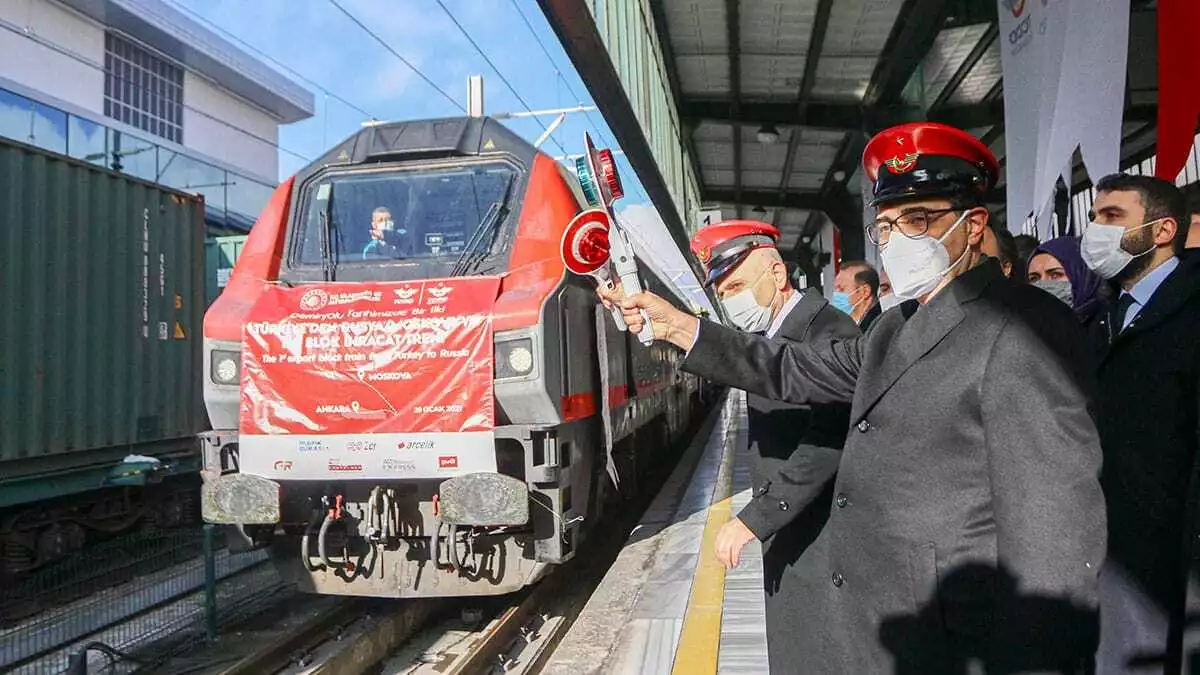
[1078,174,1200,675]
[601,122,1106,673]
[688,219,857,671]
[832,260,883,331]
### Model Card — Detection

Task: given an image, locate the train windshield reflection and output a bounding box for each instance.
[296,163,516,265]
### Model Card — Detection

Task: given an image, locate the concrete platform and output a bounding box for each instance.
[543,389,769,675]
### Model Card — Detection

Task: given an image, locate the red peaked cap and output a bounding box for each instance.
[861,122,1000,207]
[689,220,780,287]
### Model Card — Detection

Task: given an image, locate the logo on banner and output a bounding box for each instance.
[393,287,418,305]
[274,460,294,471]
[382,458,417,473]
[346,440,377,453]
[438,455,459,470]
[884,153,920,175]
[1003,0,1026,17]
[299,440,329,453]
[328,459,363,472]
[426,284,453,307]
[300,289,330,311]
[398,440,436,450]
[301,289,383,311]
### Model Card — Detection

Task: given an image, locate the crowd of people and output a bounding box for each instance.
[600,121,1200,674]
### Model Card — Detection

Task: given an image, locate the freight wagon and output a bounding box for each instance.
[0,136,207,575]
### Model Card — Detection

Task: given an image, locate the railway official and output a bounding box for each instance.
[600,122,1106,673]
[688,220,857,670]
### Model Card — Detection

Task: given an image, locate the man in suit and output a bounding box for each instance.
[600,122,1106,673]
[1079,174,1200,674]
[832,261,883,331]
[690,220,858,671]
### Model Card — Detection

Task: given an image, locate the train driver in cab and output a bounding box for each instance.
[600,122,1105,672]
[689,220,857,671]
[362,206,407,260]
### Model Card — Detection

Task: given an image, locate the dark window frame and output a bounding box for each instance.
[103,32,184,144]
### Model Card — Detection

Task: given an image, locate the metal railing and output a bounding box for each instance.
[1,525,284,674]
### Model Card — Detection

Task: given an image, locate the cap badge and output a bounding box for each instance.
[697,247,712,264]
[884,152,919,175]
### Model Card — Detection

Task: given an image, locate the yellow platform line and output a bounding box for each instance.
[671,494,734,675]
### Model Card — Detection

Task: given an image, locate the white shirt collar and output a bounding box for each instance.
[766,290,802,338]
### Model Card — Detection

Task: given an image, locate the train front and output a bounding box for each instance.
[198,117,598,597]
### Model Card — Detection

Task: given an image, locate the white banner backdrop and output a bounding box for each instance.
[998,0,1130,236]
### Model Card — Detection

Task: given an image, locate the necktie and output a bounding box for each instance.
[1111,293,1137,333]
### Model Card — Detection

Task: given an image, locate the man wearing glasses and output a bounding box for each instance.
[598,122,1106,672]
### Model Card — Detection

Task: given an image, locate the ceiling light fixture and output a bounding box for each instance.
[756,124,780,145]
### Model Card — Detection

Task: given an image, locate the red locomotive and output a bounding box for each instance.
[199,117,701,597]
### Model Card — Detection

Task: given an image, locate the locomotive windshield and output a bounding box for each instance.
[295,162,517,268]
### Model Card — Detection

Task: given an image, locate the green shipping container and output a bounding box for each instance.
[0,136,205,484]
[205,235,247,307]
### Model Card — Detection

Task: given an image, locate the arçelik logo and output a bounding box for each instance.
[299,288,329,311]
[398,440,436,450]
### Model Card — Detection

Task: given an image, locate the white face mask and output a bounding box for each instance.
[879,211,971,300]
[720,269,777,333]
[878,293,903,311]
[1080,219,1158,280]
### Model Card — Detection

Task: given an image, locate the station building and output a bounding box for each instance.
[0,0,315,234]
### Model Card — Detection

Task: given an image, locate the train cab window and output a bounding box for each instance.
[295,163,516,266]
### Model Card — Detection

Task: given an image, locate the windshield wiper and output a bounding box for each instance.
[318,186,336,282]
[450,174,516,277]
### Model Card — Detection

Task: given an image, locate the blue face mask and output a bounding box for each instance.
[831,291,855,315]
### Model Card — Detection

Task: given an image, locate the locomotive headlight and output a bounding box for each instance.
[508,346,534,374]
[211,350,241,386]
[495,338,535,379]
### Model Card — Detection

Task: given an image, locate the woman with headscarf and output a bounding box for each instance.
[1026,236,1107,323]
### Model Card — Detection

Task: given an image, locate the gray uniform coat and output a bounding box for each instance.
[740,290,857,671]
[682,260,1107,673]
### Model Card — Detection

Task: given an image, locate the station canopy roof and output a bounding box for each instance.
[652,0,1159,249]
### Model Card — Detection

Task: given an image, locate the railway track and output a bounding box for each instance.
[146,410,715,675]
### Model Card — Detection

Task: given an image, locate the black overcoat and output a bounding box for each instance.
[1085,255,1200,674]
[740,290,856,671]
[859,300,883,333]
[683,260,1107,673]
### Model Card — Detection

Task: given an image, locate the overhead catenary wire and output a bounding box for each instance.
[433,0,569,156]
[326,0,465,114]
[506,0,617,151]
[0,17,314,163]
[160,0,379,121]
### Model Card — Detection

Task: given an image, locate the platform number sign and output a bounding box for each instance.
[697,209,722,229]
